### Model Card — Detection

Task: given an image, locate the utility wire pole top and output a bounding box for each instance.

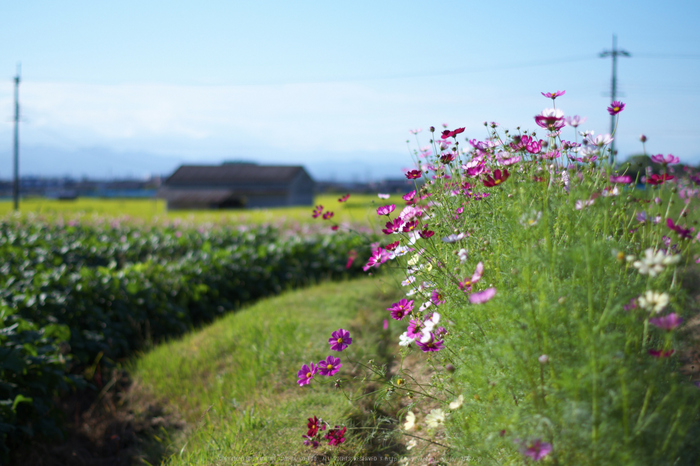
[13,63,21,211]
[600,35,630,166]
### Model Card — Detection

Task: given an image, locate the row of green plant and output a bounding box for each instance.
[0,218,373,460]
[296,95,700,464]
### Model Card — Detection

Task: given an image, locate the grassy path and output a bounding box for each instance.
[130,275,405,465]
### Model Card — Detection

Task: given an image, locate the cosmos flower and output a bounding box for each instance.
[377,204,396,216]
[565,115,586,127]
[403,411,416,431]
[328,328,352,351]
[317,355,342,377]
[425,409,446,428]
[469,287,496,304]
[649,313,683,331]
[647,173,675,185]
[449,395,464,410]
[388,299,414,321]
[534,108,565,130]
[632,248,680,277]
[638,291,670,313]
[297,363,318,386]
[650,154,680,165]
[483,169,510,187]
[610,175,632,184]
[338,194,350,202]
[541,90,565,99]
[406,170,422,179]
[607,101,625,115]
[521,439,553,461]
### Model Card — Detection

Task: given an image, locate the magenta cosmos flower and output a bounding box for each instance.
[328,328,352,351]
[415,333,444,352]
[338,194,350,202]
[459,262,484,292]
[667,218,692,239]
[317,355,342,376]
[388,299,414,320]
[405,170,422,179]
[521,439,552,461]
[376,204,396,216]
[325,426,346,446]
[650,313,683,331]
[312,205,323,218]
[607,101,625,115]
[647,173,675,185]
[648,349,675,358]
[441,127,465,139]
[297,363,318,386]
[406,318,423,339]
[541,90,565,99]
[430,289,445,306]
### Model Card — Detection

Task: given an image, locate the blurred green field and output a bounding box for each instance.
[0,193,402,227]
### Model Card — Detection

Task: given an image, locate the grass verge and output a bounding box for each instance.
[130,275,406,465]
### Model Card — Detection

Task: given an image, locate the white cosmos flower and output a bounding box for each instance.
[442,232,466,243]
[403,411,416,430]
[633,248,680,277]
[638,290,670,314]
[420,312,441,342]
[457,248,468,262]
[406,439,418,450]
[418,301,432,313]
[399,332,415,347]
[425,409,446,428]
[402,276,416,287]
[449,395,464,410]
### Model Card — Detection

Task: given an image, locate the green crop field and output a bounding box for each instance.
[0,194,402,228]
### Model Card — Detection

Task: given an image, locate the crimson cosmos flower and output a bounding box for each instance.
[325,426,346,446]
[648,349,675,358]
[440,127,465,139]
[483,169,510,187]
[647,174,675,185]
[406,170,422,179]
[419,229,435,239]
[307,416,324,437]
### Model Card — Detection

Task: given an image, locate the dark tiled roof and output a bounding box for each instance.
[166,165,307,186]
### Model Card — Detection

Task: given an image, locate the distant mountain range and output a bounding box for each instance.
[0,145,409,182]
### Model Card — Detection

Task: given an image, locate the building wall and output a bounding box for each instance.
[287,171,315,206]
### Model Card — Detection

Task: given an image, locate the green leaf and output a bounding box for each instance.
[11,394,33,412]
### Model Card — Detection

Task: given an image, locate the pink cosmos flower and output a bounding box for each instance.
[469,287,496,304]
[345,250,357,269]
[402,190,416,203]
[388,299,414,320]
[317,355,342,376]
[323,211,334,220]
[521,439,552,461]
[610,175,632,184]
[338,194,350,202]
[312,205,324,218]
[363,247,391,270]
[406,318,423,339]
[297,363,318,386]
[575,199,595,210]
[608,101,625,115]
[406,170,422,179]
[565,115,586,127]
[377,204,396,216]
[649,313,683,331]
[328,328,352,351]
[541,90,565,99]
[650,154,680,165]
[378,193,391,199]
[459,262,484,292]
[409,128,422,134]
[534,108,565,130]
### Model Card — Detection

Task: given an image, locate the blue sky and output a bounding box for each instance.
[0,0,699,181]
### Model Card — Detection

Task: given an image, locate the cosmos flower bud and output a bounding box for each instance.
[640,134,647,143]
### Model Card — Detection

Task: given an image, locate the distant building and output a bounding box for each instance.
[158,162,315,210]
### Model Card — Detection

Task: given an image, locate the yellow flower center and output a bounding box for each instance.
[614,106,620,112]
[494,179,502,185]
[306,372,312,378]
[337,338,343,344]
[327,364,333,369]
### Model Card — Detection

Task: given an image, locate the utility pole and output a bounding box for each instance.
[13,63,21,211]
[600,35,630,165]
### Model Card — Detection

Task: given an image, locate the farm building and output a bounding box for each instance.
[159,163,315,210]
